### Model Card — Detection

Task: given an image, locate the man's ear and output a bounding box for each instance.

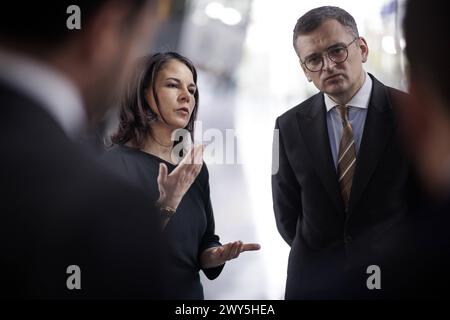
[358,37,369,63]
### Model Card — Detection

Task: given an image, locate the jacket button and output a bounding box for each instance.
[344,236,352,244]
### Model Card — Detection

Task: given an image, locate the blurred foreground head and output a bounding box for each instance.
[402,0,450,198]
[0,1,163,127]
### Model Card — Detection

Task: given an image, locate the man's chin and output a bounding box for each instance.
[323,85,347,96]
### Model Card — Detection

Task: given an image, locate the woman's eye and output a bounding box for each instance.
[167,83,177,88]
[189,89,196,95]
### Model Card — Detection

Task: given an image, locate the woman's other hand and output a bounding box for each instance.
[200,241,261,269]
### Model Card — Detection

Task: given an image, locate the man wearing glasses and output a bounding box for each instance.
[272,6,421,299]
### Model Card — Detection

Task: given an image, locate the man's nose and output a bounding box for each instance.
[322,54,336,72]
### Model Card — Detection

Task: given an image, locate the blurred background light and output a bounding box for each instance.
[205,2,242,26]
[382,35,397,54]
[205,2,223,20]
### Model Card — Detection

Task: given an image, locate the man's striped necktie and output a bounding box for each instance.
[337,105,357,211]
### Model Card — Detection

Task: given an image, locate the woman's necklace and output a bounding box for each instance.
[144,134,177,165]
[150,134,172,149]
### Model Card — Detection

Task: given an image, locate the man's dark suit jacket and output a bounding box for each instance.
[272,74,421,299]
[0,82,163,299]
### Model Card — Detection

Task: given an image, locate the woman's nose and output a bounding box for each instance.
[179,87,191,103]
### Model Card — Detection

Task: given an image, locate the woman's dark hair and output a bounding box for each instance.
[111,52,199,148]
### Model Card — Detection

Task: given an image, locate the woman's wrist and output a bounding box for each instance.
[156,199,175,211]
[156,197,180,211]
[200,247,225,269]
[156,200,176,230]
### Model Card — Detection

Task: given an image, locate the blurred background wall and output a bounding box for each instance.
[132,0,408,299]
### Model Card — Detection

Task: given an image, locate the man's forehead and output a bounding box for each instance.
[296,22,353,56]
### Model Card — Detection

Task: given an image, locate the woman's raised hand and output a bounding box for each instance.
[156,145,204,210]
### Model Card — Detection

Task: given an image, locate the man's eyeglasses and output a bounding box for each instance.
[301,37,360,72]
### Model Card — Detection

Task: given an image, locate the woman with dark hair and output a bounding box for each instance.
[102,52,260,299]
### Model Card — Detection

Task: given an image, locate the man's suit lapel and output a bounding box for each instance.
[296,94,345,215]
[347,74,395,215]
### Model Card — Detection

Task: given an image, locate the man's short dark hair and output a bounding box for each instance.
[404,0,450,107]
[293,6,359,50]
[0,1,151,48]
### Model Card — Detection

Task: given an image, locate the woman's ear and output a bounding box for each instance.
[145,88,159,116]
[146,106,158,121]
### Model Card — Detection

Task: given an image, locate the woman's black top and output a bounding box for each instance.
[101,145,224,299]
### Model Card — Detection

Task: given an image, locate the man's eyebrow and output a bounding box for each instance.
[326,42,346,50]
[304,42,347,60]
[304,52,320,61]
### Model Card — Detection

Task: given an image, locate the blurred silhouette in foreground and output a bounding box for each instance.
[371,0,450,298]
[339,0,450,299]
[0,1,166,299]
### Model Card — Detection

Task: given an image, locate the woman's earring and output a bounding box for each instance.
[146,109,157,122]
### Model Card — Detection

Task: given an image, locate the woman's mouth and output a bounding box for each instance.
[176,107,190,116]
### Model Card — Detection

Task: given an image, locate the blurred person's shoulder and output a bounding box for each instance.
[375,194,450,298]
[381,80,409,112]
